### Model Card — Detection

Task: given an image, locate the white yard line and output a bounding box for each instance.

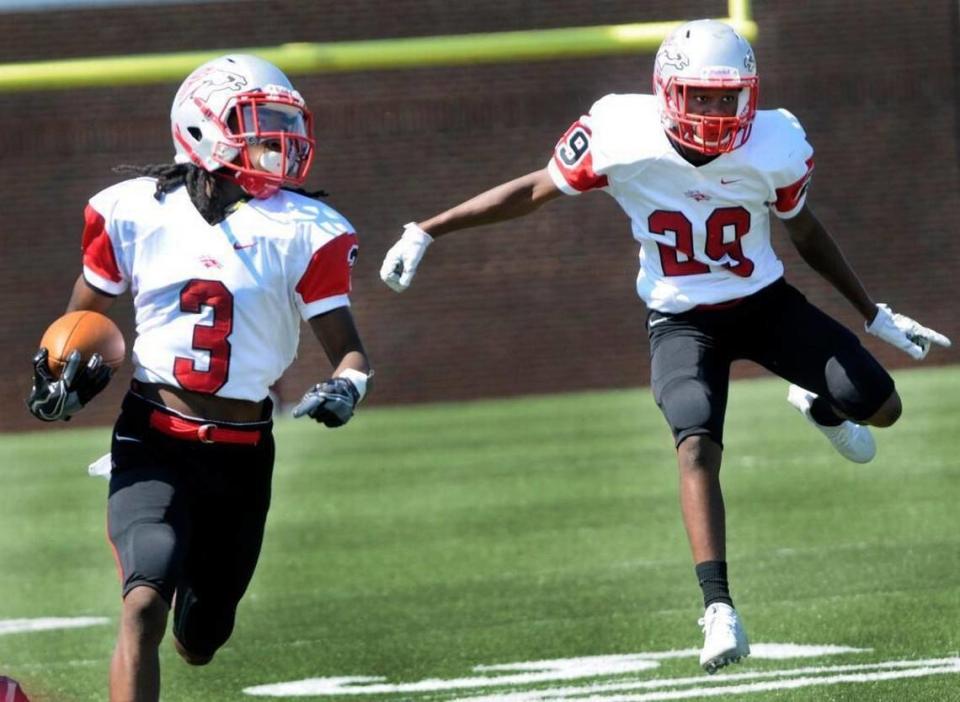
[0,617,109,636]
[564,662,960,702]
[242,644,898,698]
[451,658,960,702]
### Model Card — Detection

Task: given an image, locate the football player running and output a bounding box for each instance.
[381,20,950,674]
[27,55,372,701]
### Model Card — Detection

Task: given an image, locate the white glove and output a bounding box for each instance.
[380,222,433,292]
[865,304,952,360]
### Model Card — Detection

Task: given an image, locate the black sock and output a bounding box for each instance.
[809,396,844,426]
[695,560,733,608]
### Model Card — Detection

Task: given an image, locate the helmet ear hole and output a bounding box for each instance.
[187,127,203,141]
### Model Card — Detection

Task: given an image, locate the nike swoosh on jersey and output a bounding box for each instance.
[649,316,671,327]
[114,434,142,443]
[233,242,257,250]
[720,178,742,185]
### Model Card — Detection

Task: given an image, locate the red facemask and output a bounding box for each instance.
[659,78,758,155]
[217,91,316,198]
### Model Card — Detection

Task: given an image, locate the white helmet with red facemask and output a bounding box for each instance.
[171,54,315,199]
[653,20,758,155]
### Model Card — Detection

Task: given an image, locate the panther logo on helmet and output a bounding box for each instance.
[657,44,690,71]
[175,66,248,108]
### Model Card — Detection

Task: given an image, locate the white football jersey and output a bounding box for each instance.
[81,178,359,401]
[547,94,814,313]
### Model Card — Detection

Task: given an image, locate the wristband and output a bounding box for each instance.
[336,368,369,402]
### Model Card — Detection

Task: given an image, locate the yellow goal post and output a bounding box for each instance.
[0,1,754,92]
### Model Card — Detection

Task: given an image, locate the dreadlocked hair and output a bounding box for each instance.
[113,163,241,225]
[284,186,329,199]
[113,163,329,223]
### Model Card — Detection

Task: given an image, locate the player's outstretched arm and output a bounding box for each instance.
[784,206,952,359]
[380,168,563,292]
[293,307,372,427]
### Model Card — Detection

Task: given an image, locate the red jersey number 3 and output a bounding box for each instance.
[173,279,234,394]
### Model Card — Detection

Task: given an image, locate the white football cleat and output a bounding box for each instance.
[698,602,750,674]
[787,384,876,464]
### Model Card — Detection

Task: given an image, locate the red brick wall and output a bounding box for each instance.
[2,1,957,431]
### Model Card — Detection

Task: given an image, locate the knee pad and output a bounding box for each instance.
[658,377,724,447]
[172,586,237,660]
[824,355,894,422]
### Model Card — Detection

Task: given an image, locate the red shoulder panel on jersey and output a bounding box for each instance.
[774,157,815,214]
[552,120,609,192]
[81,204,123,283]
[295,232,358,304]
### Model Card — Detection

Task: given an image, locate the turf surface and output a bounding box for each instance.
[1,366,958,701]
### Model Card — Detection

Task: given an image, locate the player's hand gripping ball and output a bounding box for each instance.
[39,310,125,375]
[27,311,124,421]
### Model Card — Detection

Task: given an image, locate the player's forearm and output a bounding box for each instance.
[66,274,115,314]
[419,170,559,238]
[309,308,371,375]
[332,350,371,377]
[794,232,876,321]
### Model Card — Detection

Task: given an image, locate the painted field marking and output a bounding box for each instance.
[453,658,960,702]
[0,617,109,636]
[243,643,896,697]
[564,661,960,701]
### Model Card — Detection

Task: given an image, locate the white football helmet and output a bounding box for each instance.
[653,20,758,155]
[171,54,315,198]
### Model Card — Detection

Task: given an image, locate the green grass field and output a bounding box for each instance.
[1,366,958,702]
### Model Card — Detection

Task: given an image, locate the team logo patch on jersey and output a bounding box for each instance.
[685,190,711,202]
[347,244,359,267]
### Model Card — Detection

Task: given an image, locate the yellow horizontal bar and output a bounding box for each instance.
[0,18,756,93]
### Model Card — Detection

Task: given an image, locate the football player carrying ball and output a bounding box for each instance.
[28,54,372,701]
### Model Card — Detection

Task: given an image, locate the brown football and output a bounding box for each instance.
[39,310,125,377]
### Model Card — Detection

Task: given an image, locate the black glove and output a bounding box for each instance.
[26,348,113,422]
[292,377,360,428]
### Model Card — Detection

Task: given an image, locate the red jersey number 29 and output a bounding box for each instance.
[173,279,234,394]
[649,206,754,278]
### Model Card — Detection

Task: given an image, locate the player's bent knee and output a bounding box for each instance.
[658,378,723,450]
[173,636,214,666]
[172,587,238,663]
[823,356,896,424]
[865,391,902,428]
